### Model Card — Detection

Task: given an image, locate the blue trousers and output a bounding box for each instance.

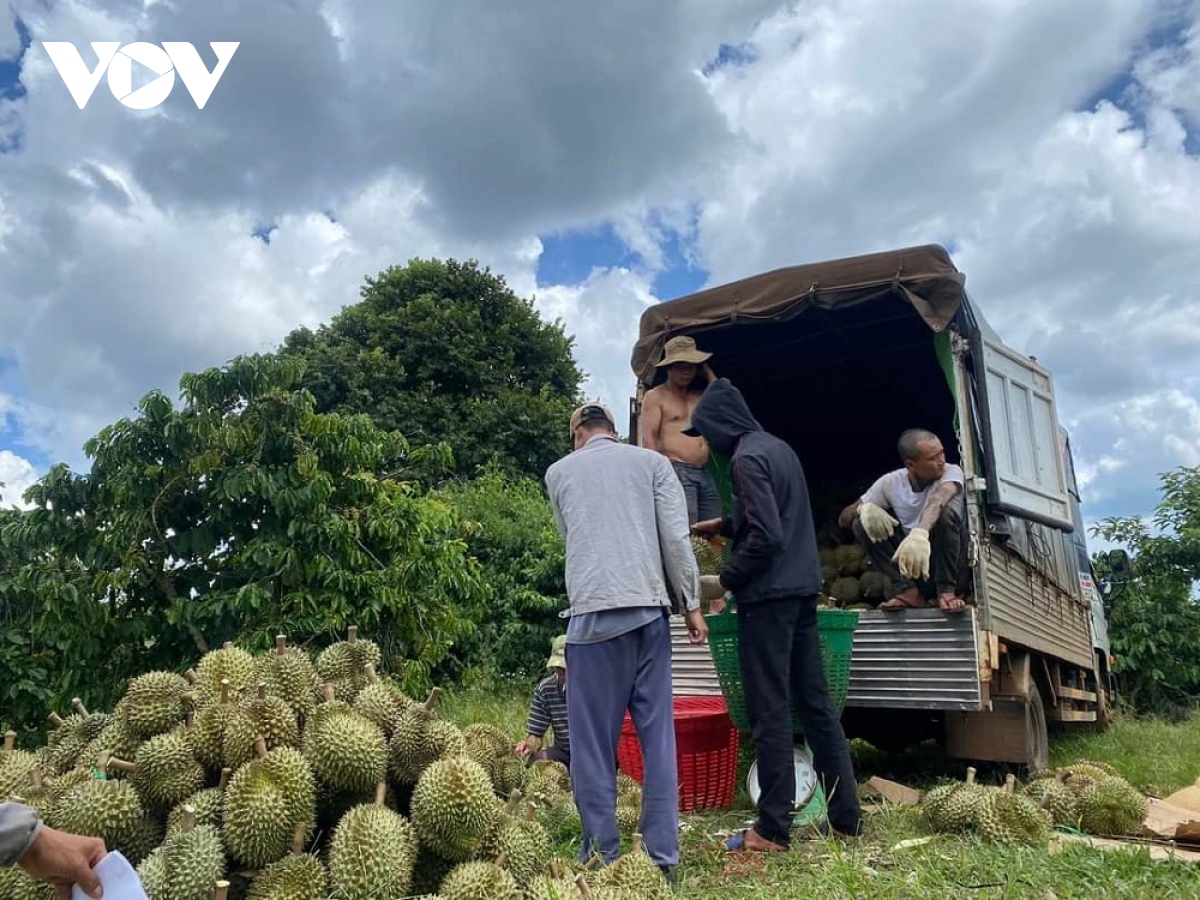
[565,614,679,866]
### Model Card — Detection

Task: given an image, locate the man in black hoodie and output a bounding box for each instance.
[686,377,862,850]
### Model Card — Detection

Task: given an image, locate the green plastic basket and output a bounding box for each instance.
[705,605,860,734]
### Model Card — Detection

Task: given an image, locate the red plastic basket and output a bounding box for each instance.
[617,695,739,813]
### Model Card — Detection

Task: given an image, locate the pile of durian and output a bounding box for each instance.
[920,760,1150,844]
[0,628,672,900]
[818,543,888,610]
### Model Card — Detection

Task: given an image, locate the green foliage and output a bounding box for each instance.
[436,468,566,680]
[0,354,487,738]
[1092,465,1200,714]
[280,258,584,481]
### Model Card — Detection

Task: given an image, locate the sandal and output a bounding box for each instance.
[878,594,928,611]
[723,828,788,853]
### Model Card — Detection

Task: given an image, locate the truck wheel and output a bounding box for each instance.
[1025,687,1049,773]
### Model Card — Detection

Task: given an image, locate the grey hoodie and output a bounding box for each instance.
[0,802,42,866]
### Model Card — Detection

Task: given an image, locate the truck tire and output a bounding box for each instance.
[1025,687,1049,773]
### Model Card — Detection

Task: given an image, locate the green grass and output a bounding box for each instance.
[444,682,1200,899]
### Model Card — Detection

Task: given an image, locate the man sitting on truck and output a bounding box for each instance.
[638,335,721,524]
[837,428,968,613]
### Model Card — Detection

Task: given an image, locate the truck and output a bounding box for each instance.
[629,243,1113,771]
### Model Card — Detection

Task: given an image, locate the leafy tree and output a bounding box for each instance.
[280,258,584,481]
[436,467,567,680]
[0,354,487,735]
[1092,465,1200,713]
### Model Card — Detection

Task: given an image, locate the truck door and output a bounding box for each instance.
[972,329,1074,532]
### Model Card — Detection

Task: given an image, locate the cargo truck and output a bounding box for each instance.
[630,244,1113,771]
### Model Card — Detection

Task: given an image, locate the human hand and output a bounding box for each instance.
[858,502,899,542]
[514,737,541,759]
[691,517,723,538]
[685,608,709,644]
[19,825,106,899]
[892,527,931,580]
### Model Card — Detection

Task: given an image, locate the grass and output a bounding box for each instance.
[444,681,1200,899]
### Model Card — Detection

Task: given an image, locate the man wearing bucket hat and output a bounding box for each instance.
[545,401,707,876]
[515,635,571,767]
[638,335,722,524]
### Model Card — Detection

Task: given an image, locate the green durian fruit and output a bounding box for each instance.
[410,756,499,862]
[137,804,226,900]
[222,738,317,870]
[328,783,419,900]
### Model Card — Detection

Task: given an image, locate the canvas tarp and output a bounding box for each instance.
[631,243,967,386]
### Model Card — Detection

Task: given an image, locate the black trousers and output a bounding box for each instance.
[736,594,863,844]
[853,499,968,597]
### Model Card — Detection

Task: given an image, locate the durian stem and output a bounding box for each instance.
[220,679,231,704]
[181,805,197,833]
[97,752,112,773]
[501,790,522,816]
[185,669,199,684]
[47,712,64,727]
[1004,774,1016,794]
[373,782,387,806]
[550,860,562,879]
[347,626,358,644]
[29,768,44,789]
[575,874,593,898]
[253,735,269,759]
[71,698,89,717]
[275,634,287,656]
[3,731,15,752]
[291,823,308,855]
[494,852,509,870]
[584,853,604,871]
[108,757,137,775]
[364,662,378,683]
[632,832,645,855]
[322,683,335,703]
[223,641,234,651]
[423,687,442,711]
[214,880,230,900]
[257,683,268,701]
[219,768,232,791]
[965,767,977,785]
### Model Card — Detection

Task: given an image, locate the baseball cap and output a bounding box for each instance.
[569,403,616,433]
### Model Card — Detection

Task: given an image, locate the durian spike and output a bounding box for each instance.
[965,766,977,785]
[181,805,197,833]
[275,634,287,656]
[108,757,137,775]
[257,683,268,701]
[575,874,593,898]
[291,823,308,856]
[373,782,387,806]
[185,668,199,684]
[253,735,269,759]
[4,731,15,752]
[322,683,336,703]
[1004,773,1016,794]
[347,626,358,644]
[47,712,65,727]
[214,881,230,900]
[219,767,232,791]
[71,698,89,717]
[220,679,231,704]
[423,687,442,711]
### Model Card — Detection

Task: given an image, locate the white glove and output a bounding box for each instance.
[893,527,931,580]
[857,502,899,542]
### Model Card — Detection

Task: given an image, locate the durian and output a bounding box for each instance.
[328,782,419,900]
[120,671,196,739]
[302,685,388,795]
[247,823,328,900]
[410,755,499,862]
[439,855,520,900]
[137,804,226,900]
[1076,775,1149,836]
[222,737,317,870]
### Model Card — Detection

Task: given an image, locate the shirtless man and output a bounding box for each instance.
[638,336,721,524]
[837,429,968,613]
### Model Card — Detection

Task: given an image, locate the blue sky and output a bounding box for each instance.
[1,1,1199,549]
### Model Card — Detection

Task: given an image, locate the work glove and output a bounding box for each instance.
[893,527,931,580]
[858,502,899,542]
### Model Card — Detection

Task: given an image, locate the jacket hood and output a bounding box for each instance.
[684,378,761,455]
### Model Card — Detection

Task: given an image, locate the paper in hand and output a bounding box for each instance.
[71,850,150,900]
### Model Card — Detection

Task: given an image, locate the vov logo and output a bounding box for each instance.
[42,42,240,110]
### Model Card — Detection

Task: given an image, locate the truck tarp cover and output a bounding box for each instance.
[631,244,966,385]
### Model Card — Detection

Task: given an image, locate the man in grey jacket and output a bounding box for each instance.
[1,801,106,897]
[545,403,707,875]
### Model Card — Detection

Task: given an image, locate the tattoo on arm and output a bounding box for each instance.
[917,482,961,531]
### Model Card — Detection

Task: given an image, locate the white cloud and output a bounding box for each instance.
[0,8,18,61]
[0,450,37,509]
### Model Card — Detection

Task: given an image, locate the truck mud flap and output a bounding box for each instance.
[845,609,982,711]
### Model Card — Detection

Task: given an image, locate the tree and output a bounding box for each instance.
[280,258,585,481]
[1092,465,1200,713]
[0,354,487,735]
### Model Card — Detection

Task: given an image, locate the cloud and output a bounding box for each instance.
[0,449,37,508]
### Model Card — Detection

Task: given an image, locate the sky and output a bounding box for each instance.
[1,0,1199,550]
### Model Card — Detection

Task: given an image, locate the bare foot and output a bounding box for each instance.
[937,593,966,613]
[879,587,925,610]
